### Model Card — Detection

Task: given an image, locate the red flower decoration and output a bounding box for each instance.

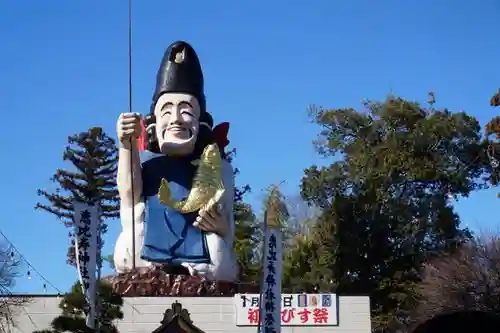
[213,122,230,152]
[137,119,147,151]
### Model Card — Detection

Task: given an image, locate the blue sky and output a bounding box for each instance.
[1,0,499,294]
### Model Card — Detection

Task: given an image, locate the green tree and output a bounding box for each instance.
[283,212,335,293]
[234,197,260,283]
[226,149,260,283]
[34,281,123,333]
[246,185,306,287]
[284,195,319,235]
[485,94,499,196]
[298,93,495,331]
[35,127,119,266]
[103,255,115,270]
[281,196,325,292]
[485,114,500,198]
[489,88,500,107]
[260,185,289,285]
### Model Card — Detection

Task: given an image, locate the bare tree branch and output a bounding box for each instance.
[410,235,500,329]
[0,242,32,333]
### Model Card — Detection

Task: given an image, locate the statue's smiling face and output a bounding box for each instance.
[154,93,201,156]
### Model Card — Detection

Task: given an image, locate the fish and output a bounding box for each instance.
[158,143,225,213]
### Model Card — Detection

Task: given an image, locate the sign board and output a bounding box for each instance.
[234,293,338,326]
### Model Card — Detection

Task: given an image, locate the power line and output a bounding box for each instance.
[0,227,141,315]
[0,228,63,295]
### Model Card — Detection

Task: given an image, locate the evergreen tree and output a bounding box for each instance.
[103,255,115,270]
[298,93,495,331]
[283,212,335,293]
[485,118,499,198]
[281,196,323,292]
[33,281,124,333]
[490,88,500,107]
[234,194,260,283]
[226,149,260,283]
[35,127,119,266]
[485,91,499,196]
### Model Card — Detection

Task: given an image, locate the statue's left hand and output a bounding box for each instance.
[193,203,228,237]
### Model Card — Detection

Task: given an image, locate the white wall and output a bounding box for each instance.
[9,296,371,333]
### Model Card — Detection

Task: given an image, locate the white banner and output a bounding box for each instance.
[259,227,283,333]
[74,202,100,329]
[234,294,338,326]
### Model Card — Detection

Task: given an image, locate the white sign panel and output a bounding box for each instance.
[234,293,338,326]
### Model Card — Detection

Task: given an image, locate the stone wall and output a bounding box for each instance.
[9,296,371,333]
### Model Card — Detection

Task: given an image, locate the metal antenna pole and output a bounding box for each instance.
[128,0,136,271]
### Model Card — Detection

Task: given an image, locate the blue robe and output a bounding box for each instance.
[140,151,210,265]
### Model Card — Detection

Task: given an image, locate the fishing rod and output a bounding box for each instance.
[127,0,136,271]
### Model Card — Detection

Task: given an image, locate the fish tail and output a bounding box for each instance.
[158,178,181,208]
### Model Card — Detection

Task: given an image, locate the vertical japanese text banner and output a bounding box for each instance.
[260,227,283,333]
[74,202,100,329]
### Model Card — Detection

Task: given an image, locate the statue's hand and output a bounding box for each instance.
[193,203,228,237]
[117,112,142,149]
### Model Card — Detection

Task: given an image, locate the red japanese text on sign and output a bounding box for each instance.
[298,308,311,323]
[248,308,259,324]
[246,307,330,325]
[313,308,328,323]
[281,308,294,323]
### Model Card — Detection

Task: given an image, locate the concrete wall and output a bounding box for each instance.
[9,296,371,333]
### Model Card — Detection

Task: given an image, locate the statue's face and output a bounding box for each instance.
[154,93,201,156]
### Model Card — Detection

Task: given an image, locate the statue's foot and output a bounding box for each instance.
[160,264,190,275]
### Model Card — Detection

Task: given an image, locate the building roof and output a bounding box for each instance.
[152,301,204,333]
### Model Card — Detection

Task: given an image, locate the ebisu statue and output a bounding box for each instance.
[114,41,238,283]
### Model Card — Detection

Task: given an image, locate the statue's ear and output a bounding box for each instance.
[144,114,161,153]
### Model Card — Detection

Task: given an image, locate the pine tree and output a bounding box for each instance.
[33,281,124,333]
[35,127,119,266]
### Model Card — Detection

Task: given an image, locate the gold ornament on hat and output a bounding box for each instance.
[174,48,186,64]
[158,144,225,213]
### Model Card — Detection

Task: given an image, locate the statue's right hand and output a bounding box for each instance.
[117,112,142,148]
